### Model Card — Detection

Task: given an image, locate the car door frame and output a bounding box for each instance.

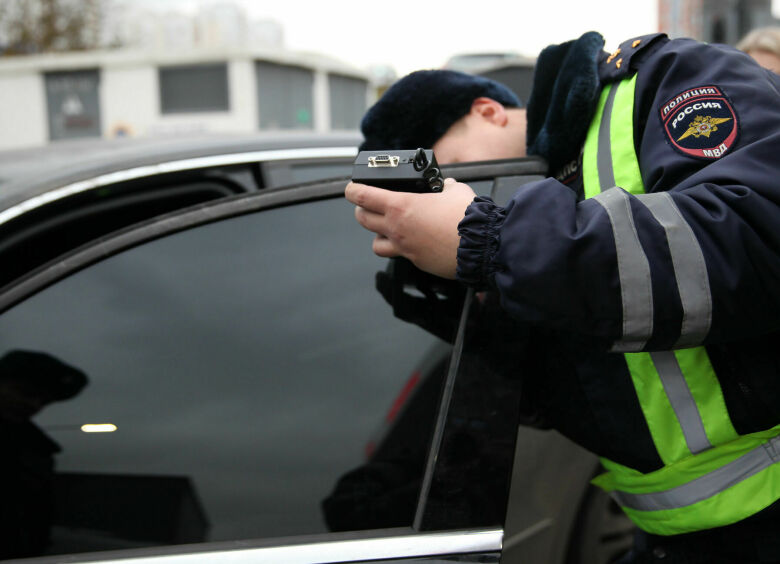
[0,157,560,563]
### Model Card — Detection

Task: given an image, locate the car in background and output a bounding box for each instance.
[0,137,634,563]
[443,52,529,73]
[443,52,536,107]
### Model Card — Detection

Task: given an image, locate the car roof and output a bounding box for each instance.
[0,131,361,216]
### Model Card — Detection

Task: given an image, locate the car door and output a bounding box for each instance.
[0,158,616,564]
[0,171,508,562]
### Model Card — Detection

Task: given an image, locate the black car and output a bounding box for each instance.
[0,137,633,563]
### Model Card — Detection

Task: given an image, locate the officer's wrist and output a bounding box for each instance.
[456,196,506,289]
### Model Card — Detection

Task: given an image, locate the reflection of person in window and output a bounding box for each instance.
[0,350,88,559]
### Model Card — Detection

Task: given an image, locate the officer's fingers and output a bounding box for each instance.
[354,206,388,236]
[345,182,393,214]
[372,235,400,258]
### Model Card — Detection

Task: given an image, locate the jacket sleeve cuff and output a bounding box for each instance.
[456,196,506,289]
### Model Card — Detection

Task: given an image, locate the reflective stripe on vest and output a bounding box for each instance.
[582,76,780,535]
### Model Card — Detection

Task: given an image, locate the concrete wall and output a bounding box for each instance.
[101,64,156,138]
[313,69,331,132]
[0,72,48,151]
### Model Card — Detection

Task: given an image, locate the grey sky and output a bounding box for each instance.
[137,0,663,74]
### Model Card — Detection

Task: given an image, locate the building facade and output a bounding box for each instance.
[658,0,779,44]
[0,47,371,150]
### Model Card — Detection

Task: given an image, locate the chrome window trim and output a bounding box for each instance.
[0,146,358,227]
[68,529,503,564]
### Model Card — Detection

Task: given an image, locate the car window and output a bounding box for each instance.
[261,159,353,187]
[414,170,549,532]
[0,173,246,289]
[414,290,525,533]
[0,195,454,559]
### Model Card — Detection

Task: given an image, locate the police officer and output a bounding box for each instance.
[346,31,780,563]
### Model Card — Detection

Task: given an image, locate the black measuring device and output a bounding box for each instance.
[351,148,445,193]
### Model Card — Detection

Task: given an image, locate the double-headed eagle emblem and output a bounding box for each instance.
[677,115,732,141]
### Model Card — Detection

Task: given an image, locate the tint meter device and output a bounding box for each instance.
[352,148,445,193]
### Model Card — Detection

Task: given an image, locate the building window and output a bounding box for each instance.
[44,69,102,141]
[256,61,314,129]
[328,74,367,131]
[159,63,230,114]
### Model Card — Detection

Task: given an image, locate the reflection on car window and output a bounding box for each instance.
[263,160,353,187]
[0,197,453,558]
[414,178,530,532]
[288,162,352,184]
[416,291,526,532]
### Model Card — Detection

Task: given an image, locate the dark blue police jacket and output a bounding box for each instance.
[457,33,780,478]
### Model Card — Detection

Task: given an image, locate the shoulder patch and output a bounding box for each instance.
[659,85,738,159]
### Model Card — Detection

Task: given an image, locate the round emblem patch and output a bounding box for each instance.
[659,86,738,159]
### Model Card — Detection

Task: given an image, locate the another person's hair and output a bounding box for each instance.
[737,26,780,56]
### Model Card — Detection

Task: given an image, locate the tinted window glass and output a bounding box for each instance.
[415,179,531,532]
[263,160,353,187]
[159,64,230,113]
[288,162,353,184]
[0,177,243,289]
[416,294,525,532]
[0,197,451,558]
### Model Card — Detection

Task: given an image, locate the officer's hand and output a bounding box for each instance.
[345,178,477,279]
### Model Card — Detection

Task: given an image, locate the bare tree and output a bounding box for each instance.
[0,0,106,56]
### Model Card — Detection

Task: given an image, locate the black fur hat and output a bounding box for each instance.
[0,350,88,402]
[360,70,522,150]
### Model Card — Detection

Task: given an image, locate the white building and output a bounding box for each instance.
[0,47,372,150]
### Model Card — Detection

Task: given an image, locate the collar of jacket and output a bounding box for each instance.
[526,31,605,174]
